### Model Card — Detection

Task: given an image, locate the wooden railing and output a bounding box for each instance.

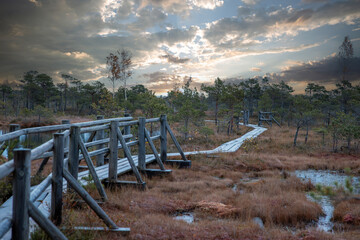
[0,114,189,239]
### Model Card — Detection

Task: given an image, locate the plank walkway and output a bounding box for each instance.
[0,123,266,239]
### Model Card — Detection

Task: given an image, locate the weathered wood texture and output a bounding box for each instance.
[160,115,167,163]
[12,148,31,240]
[138,117,146,170]
[68,126,80,183]
[51,133,64,226]
[109,121,119,182]
[79,139,108,201]
[96,115,105,166]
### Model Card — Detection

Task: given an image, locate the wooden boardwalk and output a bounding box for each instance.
[168,123,267,156]
[0,123,266,239]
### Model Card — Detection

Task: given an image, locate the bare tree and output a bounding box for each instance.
[106,49,133,99]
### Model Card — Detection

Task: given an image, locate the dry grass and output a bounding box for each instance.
[32,124,360,239]
[333,198,360,226]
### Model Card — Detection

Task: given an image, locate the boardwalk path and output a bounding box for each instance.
[0,123,266,239]
[169,123,267,156]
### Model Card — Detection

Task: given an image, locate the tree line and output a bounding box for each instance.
[2,72,358,151]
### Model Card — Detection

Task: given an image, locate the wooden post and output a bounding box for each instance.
[258,111,261,126]
[68,126,80,182]
[109,121,119,182]
[51,133,64,225]
[12,148,31,240]
[61,119,70,149]
[124,113,131,140]
[96,115,105,166]
[62,120,70,171]
[160,115,167,163]
[138,117,146,170]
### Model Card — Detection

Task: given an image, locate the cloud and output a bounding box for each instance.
[204,0,360,50]
[142,71,203,93]
[302,0,327,3]
[161,54,190,63]
[0,0,200,85]
[190,0,224,10]
[241,0,260,5]
[128,7,167,32]
[276,55,360,84]
[251,67,261,72]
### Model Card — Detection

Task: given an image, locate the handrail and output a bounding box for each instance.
[0,116,133,142]
[0,114,184,239]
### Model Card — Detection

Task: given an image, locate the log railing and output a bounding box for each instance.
[0,114,189,239]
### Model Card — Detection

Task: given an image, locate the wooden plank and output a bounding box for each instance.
[80,124,109,134]
[145,118,160,123]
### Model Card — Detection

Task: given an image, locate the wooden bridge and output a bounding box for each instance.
[0,115,266,239]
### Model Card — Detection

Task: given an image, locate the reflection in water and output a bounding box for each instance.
[295,170,360,232]
[174,212,194,224]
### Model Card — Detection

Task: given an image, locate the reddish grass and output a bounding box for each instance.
[31,124,360,239]
[333,198,360,226]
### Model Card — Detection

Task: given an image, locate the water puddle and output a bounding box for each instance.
[295,170,360,232]
[174,212,194,224]
[240,177,262,184]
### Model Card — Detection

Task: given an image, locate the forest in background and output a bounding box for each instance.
[0,36,359,153]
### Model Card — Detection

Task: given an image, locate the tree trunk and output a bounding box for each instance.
[64,80,67,111]
[184,118,189,140]
[332,133,338,152]
[304,123,309,144]
[294,125,301,147]
[215,101,218,126]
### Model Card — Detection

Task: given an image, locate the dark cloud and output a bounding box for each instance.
[128,7,167,32]
[0,0,198,84]
[161,54,190,63]
[278,56,360,84]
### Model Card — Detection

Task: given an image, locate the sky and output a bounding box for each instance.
[0,0,360,94]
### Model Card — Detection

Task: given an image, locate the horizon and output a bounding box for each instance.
[1,0,360,94]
